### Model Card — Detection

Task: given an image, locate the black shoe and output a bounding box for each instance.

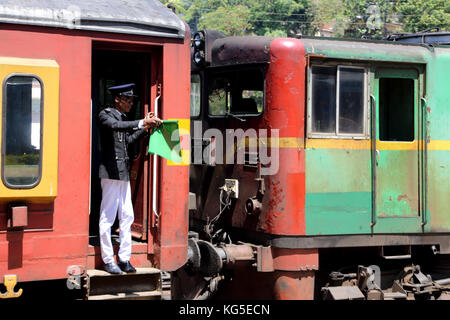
[104,262,123,274]
[118,260,136,273]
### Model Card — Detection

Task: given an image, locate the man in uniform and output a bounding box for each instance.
[98,83,161,274]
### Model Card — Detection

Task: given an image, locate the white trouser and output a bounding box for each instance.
[99,178,134,264]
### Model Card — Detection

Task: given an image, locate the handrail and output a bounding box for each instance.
[152,95,161,225]
[370,95,377,230]
[421,97,428,228]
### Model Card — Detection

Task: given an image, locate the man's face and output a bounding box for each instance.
[116,95,134,113]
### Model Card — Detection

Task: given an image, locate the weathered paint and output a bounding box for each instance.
[373,68,422,233]
[422,48,450,232]
[259,38,306,236]
[302,38,429,63]
[158,31,191,270]
[303,39,450,236]
[273,271,315,300]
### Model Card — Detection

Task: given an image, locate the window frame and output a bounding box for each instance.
[1,73,44,189]
[206,65,266,119]
[307,63,370,139]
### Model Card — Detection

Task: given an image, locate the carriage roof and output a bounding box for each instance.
[0,0,186,39]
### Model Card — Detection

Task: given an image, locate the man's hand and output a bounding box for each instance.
[143,114,162,129]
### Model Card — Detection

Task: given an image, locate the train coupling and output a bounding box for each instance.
[187,237,255,276]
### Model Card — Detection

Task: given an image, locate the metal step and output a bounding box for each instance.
[84,267,162,300]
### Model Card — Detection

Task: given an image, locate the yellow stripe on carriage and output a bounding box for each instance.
[305,139,450,151]
[167,118,190,166]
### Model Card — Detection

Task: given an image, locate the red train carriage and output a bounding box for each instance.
[177,30,450,300]
[0,0,190,299]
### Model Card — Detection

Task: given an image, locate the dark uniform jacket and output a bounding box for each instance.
[98,107,147,181]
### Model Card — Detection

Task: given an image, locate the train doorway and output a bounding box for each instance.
[90,46,152,242]
[372,67,423,233]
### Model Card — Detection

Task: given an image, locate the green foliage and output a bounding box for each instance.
[162,0,450,38]
[162,0,312,36]
[263,29,288,37]
[244,0,313,36]
[198,4,251,35]
[310,0,348,37]
[397,0,450,33]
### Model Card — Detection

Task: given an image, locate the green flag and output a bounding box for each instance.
[148,120,182,163]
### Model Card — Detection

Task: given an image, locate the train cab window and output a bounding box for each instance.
[191,74,201,117]
[2,75,42,188]
[208,67,264,117]
[309,65,366,138]
[379,78,414,141]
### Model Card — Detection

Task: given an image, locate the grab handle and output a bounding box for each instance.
[370,95,377,229]
[421,97,428,228]
[152,95,160,226]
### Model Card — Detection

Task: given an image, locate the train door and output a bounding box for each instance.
[372,68,423,233]
[90,47,151,241]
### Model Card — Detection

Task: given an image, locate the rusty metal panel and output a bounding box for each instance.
[271,248,318,271]
[211,36,273,66]
[256,246,274,272]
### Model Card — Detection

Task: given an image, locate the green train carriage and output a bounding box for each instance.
[180,31,450,300]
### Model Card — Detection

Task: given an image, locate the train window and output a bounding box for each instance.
[338,67,365,134]
[309,65,366,137]
[191,74,201,117]
[2,75,42,188]
[311,66,336,133]
[379,78,414,141]
[208,67,264,117]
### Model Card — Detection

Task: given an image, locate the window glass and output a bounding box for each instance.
[311,66,336,133]
[208,77,229,116]
[379,78,414,141]
[310,65,366,137]
[3,76,42,187]
[191,74,201,117]
[338,68,365,134]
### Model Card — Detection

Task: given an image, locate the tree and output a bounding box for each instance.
[198,4,251,36]
[310,0,348,37]
[162,0,450,39]
[162,0,251,35]
[396,0,450,33]
[243,0,313,37]
[162,0,313,37]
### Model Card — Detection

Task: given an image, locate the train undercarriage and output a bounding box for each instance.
[172,236,450,300]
